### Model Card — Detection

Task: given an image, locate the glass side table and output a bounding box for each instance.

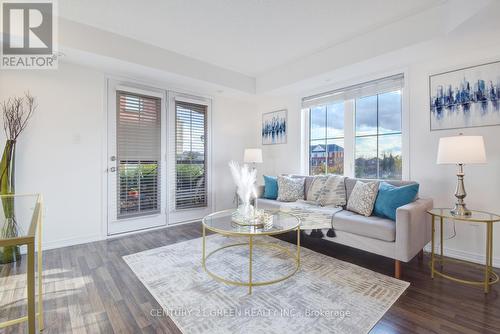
[427,208,500,293]
[0,194,44,333]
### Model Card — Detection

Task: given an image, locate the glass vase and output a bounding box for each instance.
[0,140,20,264]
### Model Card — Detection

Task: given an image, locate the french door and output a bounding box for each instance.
[106,81,212,235]
[107,80,167,235]
[167,94,213,224]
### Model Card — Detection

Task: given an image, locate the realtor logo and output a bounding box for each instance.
[1,0,57,69]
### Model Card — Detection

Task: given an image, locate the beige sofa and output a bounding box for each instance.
[256,176,433,278]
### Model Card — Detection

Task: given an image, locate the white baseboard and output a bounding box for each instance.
[105,221,194,239]
[41,221,198,251]
[42,234,104,251]
[424,243,500,268]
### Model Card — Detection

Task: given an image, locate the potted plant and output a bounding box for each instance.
[0,93,36,264]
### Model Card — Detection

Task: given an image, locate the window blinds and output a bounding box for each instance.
[116,91,161,218]
[175,101,207,209]
[302,73,404,108]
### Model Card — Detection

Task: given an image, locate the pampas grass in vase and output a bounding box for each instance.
[228,160,257,219]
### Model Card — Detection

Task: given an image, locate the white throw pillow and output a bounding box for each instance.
[277,176,304,202]
[317,175,347,207]
[346,181,379,216]
[306,175,328,202]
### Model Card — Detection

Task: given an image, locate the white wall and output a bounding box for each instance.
[212,97,260,210]
[2,22,499,265]
[0,64,105,249]
[255,43,500,266]
[0,62,258,249]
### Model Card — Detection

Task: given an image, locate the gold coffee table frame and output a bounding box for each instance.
[428,208,500,293]
[0,194,44,333]
[202,209,301,294]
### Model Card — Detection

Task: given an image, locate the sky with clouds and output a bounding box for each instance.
[310,91,401,158]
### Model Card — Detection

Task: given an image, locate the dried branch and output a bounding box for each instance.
[1,92,36,141]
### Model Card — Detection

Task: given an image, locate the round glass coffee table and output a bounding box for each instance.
[202,209,301,294]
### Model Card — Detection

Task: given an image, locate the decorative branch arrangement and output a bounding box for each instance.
[2,92,36,141]
[0,92,37,264]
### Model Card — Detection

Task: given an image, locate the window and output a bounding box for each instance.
[175,101,207,209]
[304,74,404,180]
[116,91,161,218]
[355,91,402,179]
[309,103,344,175]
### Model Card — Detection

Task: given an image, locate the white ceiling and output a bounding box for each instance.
[59,0,444,77]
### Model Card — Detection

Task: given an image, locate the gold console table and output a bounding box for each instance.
[427,208,500,293]
[0,194,44,333]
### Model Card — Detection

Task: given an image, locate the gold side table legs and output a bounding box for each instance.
[430,217,497,293]
[485,222,493,293]
[27,242,36,333]
[431,215,435,279]
[0,196,44,333]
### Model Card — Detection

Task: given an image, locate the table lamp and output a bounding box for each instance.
[436,134,486,217]
[243,148,263,169]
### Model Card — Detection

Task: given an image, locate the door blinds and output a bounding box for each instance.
[116,91,161,218]
[175,101,207,209]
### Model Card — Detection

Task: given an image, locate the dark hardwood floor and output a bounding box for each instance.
[1,222,498,334]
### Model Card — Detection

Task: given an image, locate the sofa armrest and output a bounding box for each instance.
[256,185,265,198]
[395,197,433,262]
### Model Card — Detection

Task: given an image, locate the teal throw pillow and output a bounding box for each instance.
[263,175,278,200]
[374,182,419,221]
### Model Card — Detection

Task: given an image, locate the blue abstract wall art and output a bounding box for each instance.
[262,109,287,145]
[430,61,500,131]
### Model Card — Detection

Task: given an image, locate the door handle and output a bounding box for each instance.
[110,167,116,172]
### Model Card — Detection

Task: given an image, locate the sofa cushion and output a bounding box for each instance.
[374,182,419,221]
[263,175,278,200]
[346,181,379,216]
[333,210,396,242]
[345,178,416,202]
[277,176,304,202]
[288,174,314,198]
[256,198,282,210]
[317,175,347,207]
[306,175,328,202]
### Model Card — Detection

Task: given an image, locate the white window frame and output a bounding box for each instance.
[302,71,410,180]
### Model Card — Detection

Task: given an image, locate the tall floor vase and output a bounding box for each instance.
[0,140,20,264]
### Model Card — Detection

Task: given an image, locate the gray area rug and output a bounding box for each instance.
[123,234,409,334]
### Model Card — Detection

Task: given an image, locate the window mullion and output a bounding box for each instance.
[324,105,328,175]
[376,94,380,179]
[344,99,355,178]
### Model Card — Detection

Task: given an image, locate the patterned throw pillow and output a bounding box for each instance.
[306,175,328,202]
[277,176,304,202]
[317,175,347,207]
[346,181,379,216]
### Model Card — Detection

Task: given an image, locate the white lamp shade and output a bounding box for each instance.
[437,135,487,164]
[243,148,263,164]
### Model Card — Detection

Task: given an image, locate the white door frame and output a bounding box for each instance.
[167,91,214,224]
[106,79,168,235]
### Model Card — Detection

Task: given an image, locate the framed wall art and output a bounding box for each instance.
[262,109,287,145]
[429,60,500,131]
